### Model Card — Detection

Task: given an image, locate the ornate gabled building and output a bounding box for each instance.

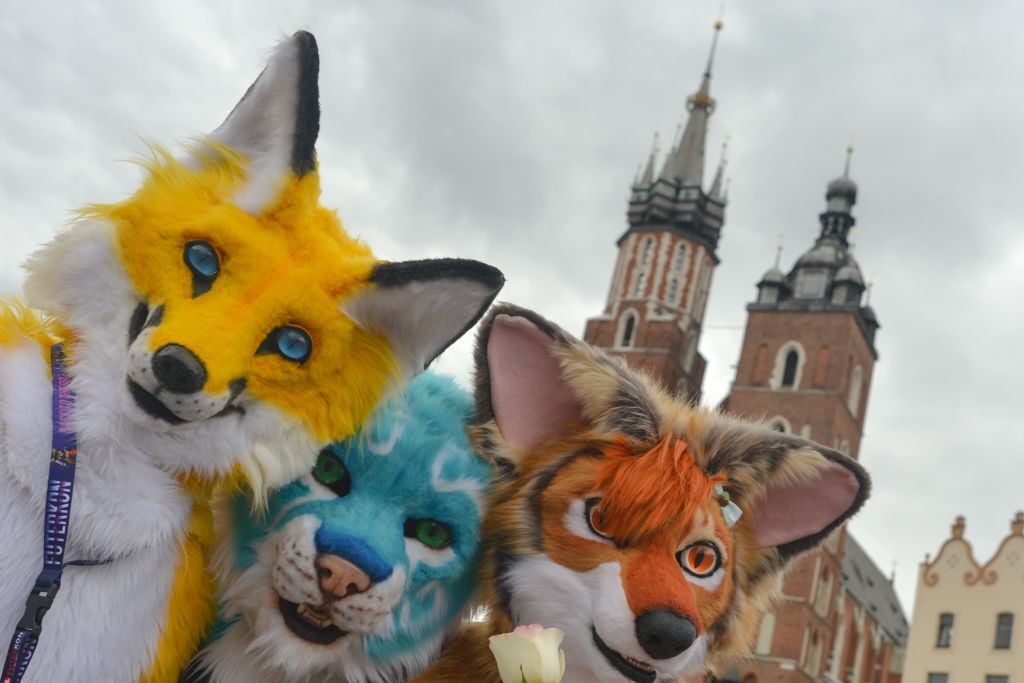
[902,514,1024,683]
[583,22,727,402]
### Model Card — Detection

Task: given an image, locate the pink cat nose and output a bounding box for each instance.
[315,554,371,600]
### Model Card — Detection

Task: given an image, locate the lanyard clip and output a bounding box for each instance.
[16,580,61,636]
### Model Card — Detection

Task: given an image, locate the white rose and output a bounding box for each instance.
[488,623,566,683]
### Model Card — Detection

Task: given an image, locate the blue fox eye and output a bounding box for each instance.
[184,241,220,297]
[184,241,219,278]
[258,326,313,363]
[277,327,312,361]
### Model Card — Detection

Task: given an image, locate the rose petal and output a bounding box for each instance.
[490,630,544,683]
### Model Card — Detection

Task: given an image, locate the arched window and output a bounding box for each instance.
[633,271,647,298]
[782,351,799,387]
[768,416,791,433]
[672,243,686,271]
[641,237,654,265]
[619,313,637,348]
[771,341,806,390]
[667,277,679,303]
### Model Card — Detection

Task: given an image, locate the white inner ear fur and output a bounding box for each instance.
[204,37,304,216]
[343,277,499,382]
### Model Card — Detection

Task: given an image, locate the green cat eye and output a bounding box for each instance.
[405,518,453,550]
[311,449,351,497]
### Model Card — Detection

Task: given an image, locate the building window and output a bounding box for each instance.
[672,243,686,271]
[996,613,1014,649]
[667,277,679,303]
[936,613,954,648]
[986,676,1009,683]
[768,416,791,433]
[619,313,637,348]
[633,271,647,297]
[641,237,654,265]
[770,341,805,390]
[926,675,948,683]
[782,351,799,387]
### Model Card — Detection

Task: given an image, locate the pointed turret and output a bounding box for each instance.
[709,138,728,201]
[660,21,720,186]
[640,132,659,186]
[625,21,727,259]
[749,149,879,350]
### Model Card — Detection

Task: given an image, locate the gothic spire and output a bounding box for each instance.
[659,21,722,187]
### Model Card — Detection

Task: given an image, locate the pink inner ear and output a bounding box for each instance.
[753,462,861,548]
[487,315,584,451]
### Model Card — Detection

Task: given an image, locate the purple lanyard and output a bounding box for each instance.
[3,344,92,683]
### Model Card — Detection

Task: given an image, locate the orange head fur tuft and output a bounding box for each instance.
[595,433,723,545]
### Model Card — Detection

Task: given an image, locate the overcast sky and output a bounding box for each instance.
[3,1,1023,615]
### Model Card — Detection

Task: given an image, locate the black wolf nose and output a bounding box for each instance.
[635,609,696,659]
[152,344,207,394]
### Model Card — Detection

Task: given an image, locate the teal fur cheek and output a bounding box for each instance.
[226,481,312,570]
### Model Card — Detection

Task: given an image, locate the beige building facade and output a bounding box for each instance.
[903,513,1024,683]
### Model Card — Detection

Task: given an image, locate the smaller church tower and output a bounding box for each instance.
[721,153,883,683]
[584,22,728,401]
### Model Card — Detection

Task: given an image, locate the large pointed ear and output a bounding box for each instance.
[199,30,320,215]
[474,305,584,452]
[473,304,660,455]
[704,421,870,561]
[342,259,504,381]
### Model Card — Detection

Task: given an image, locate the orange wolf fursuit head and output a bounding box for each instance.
[414,304,870,683]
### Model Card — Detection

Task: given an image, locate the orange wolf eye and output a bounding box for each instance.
[678,541,722,578]
[585,497,612,539]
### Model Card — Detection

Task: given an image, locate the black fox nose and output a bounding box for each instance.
[152,344,207,394]
[635,609,697,659]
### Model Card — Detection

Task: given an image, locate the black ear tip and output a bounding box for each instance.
[289,30,320,177]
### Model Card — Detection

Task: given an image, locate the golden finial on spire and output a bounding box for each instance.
[844,132,856,177]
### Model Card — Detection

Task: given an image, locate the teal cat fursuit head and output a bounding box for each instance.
[186,372,492,683]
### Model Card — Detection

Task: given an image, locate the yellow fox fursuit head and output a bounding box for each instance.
[413,305,869,683]
[0,32,502,682]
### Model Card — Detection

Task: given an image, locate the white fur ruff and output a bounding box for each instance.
[507,556,709,683]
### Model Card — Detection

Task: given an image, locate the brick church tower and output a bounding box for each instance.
[584,22,727,401]
[719,155,887,683]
